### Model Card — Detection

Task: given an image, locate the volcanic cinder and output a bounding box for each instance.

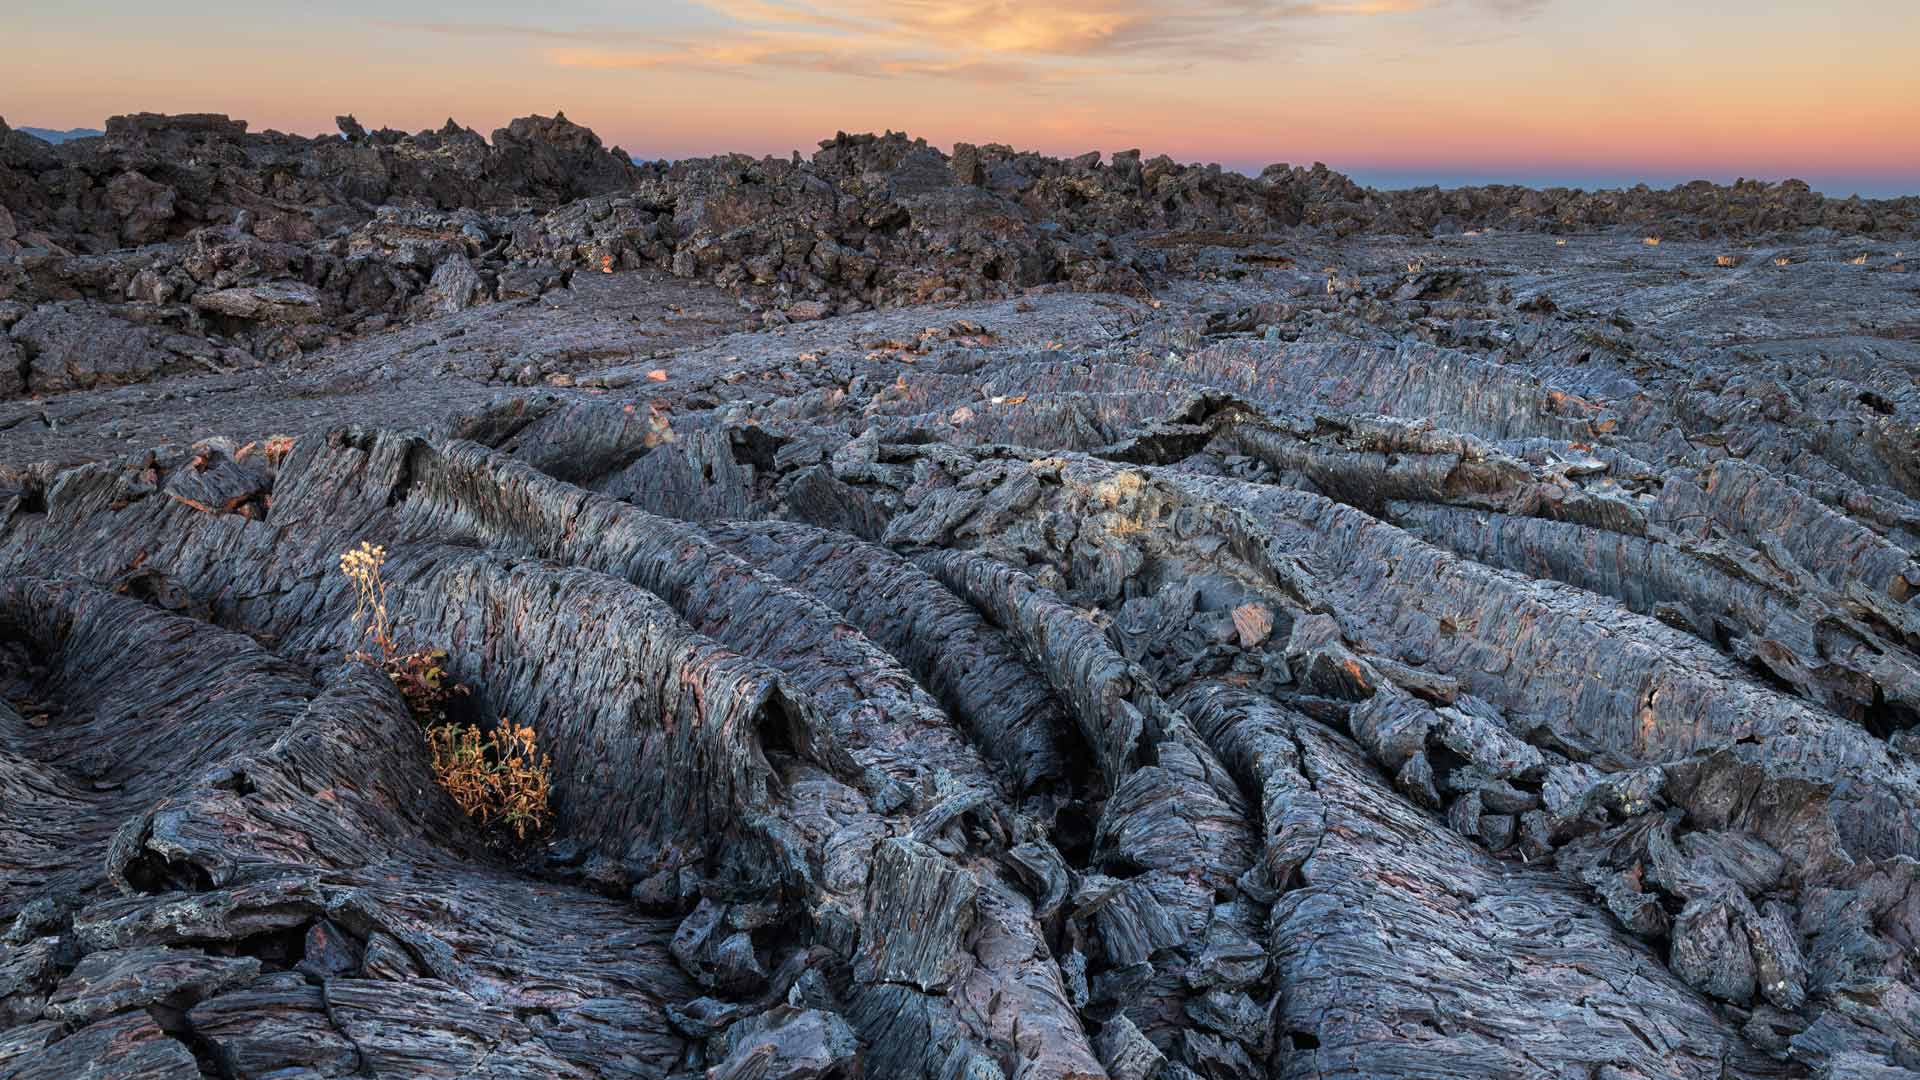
[3,112,1920,1080]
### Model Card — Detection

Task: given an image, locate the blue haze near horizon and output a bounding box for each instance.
[1337,168,1916,201]
[618,152,1918,200]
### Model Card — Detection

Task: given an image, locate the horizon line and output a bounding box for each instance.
[11,118,1916,201]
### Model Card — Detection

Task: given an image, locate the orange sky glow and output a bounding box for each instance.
[6,0,1917,195]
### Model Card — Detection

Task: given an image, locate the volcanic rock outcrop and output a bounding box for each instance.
[4,111,1920,1079]
[5,112,1917,398]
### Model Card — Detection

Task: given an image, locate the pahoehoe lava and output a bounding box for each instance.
[3,112,1920,1079]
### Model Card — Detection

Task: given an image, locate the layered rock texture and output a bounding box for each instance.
[3,113,1920,1079]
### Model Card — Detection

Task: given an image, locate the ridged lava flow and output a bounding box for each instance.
[3,110,1920,1080]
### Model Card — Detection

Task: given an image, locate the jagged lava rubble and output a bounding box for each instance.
[2,112,1920,1079]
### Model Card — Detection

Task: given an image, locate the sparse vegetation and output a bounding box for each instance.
[427,720,553,841]
[384,648,466,727]
[339,542,467,725]
[339,541,549,840]
[339,541,398,660]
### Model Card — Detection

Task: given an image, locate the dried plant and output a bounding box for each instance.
[338,542,468,723]
[337,543,545,840]
[428,720,553,841]
[386,647,465,726]
[339,541,397,662]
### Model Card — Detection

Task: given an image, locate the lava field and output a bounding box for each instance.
[3,113,1919,1079]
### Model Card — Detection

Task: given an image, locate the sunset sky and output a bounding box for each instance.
[8,0,1918,196]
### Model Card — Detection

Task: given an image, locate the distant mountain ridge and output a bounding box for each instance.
[17,126,104,144]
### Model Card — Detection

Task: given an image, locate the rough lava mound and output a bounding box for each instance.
[3,113,1920,1079]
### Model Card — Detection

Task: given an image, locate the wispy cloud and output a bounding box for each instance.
[697,1,889,35]
[1282,1,1433,14]
[389,0,1555,85]
[545,41,1039,84]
